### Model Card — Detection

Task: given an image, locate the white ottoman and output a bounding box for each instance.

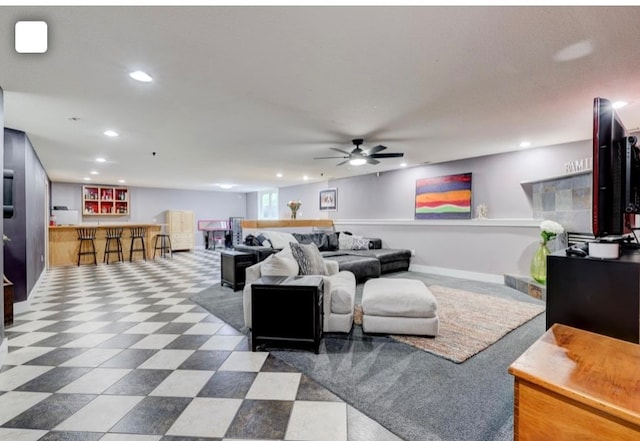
[361,278,439,336]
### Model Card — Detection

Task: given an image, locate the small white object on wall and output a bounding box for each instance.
[475,204,488,219]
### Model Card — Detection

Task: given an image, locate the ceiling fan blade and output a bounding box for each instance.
[369,152,404,159]
[314,156,348,159]
[330,147,353,155]
[365,145,387,155]
[366,158,380,165]
[336,160,350,166]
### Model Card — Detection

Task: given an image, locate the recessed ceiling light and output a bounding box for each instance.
[89,170,98,175]
[519,141,532,148]
[217,184,234,189]
[118,179,126,184]
[95,157,106,163]
[104,130,119,137]
[553,40,594,62]
[400,162,407,167]
[129,70,153,82]
[303,175,309,181]
[613,101,628,109]
[83,177,91,181]
[276,173,283,178]
[349,158,366,166]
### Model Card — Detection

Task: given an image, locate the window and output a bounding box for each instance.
[259,190,278,219]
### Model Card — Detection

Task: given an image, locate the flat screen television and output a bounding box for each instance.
[592,97,640,238]
[3,169,14,219]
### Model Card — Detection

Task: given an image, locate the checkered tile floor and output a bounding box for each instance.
[0,249,403,441]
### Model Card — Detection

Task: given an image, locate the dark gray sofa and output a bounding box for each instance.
[234,231,411,283]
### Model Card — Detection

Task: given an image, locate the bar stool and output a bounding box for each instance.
[103,227,124,264]
[129,226,147,261]
[153,232,172,259]
[76,227,97,266]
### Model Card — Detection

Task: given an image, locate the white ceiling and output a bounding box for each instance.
[2,5,640,193]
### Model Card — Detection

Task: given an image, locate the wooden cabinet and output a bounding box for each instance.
[547,250,640,343]
[509,324,640,440]
[83,185,129,215]
[166,210,195,251]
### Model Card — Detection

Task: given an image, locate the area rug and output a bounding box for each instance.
[385,285,544,363]
[191,281,544,364]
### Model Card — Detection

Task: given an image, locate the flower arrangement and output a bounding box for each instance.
[287,200,302,219]
[539,220,564,245]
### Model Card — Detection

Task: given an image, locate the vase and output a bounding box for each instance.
[290,210,297,220]
[530,242,550,284]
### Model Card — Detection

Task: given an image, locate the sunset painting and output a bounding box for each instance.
[415,173,472,219]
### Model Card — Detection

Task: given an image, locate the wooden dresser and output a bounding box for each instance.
[509,324,640,440]
[166,210,195,251]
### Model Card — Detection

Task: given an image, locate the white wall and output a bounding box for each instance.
[281,139,591,280]
[334,220,540,282]
[278,180,331,219]
[245,192,259,219]
[51,183,246,247]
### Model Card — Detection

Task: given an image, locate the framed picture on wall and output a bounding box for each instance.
[415,172,472,219]
[319,188,337,211]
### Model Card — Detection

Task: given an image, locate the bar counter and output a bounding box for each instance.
[49,224,162,267]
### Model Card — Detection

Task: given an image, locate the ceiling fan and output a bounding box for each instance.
[313,138,404,166]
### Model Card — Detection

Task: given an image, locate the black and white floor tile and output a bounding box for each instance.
[0,249,403,441]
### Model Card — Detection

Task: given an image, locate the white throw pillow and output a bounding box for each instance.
[351,236,370,250]
[338,234,355,250]
[261,231,299,250]
[339,234,369,250]
[260,251,299,276]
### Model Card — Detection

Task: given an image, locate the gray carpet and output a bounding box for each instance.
[190,271,546,441]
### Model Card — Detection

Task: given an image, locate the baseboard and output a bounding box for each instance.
[409,264,504,284]
[0,337,8,368]
[13,267,49,315]
[14,300,30,315]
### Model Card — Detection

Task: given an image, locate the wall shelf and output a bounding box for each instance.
[520,169,591,189]
[82,185,129,215]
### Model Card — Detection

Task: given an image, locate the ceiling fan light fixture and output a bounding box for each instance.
[349,158,367,166]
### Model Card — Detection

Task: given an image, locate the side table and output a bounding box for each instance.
[220,250,256,291]
[509,324,640,440]
[251,276,324,353]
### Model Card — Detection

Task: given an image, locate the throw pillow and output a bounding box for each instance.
[260,251,299,276]
[243,234,259,246]
[326,232,339,251]
[261,231,298,250]
[351,236,370,250]
[339,234,369,250]
[255,233,272,248]
[289,242,328,276]
[338,234,355,250]
[292,232,329,251]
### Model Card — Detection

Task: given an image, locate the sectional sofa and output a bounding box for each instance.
[234,230,411,283]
